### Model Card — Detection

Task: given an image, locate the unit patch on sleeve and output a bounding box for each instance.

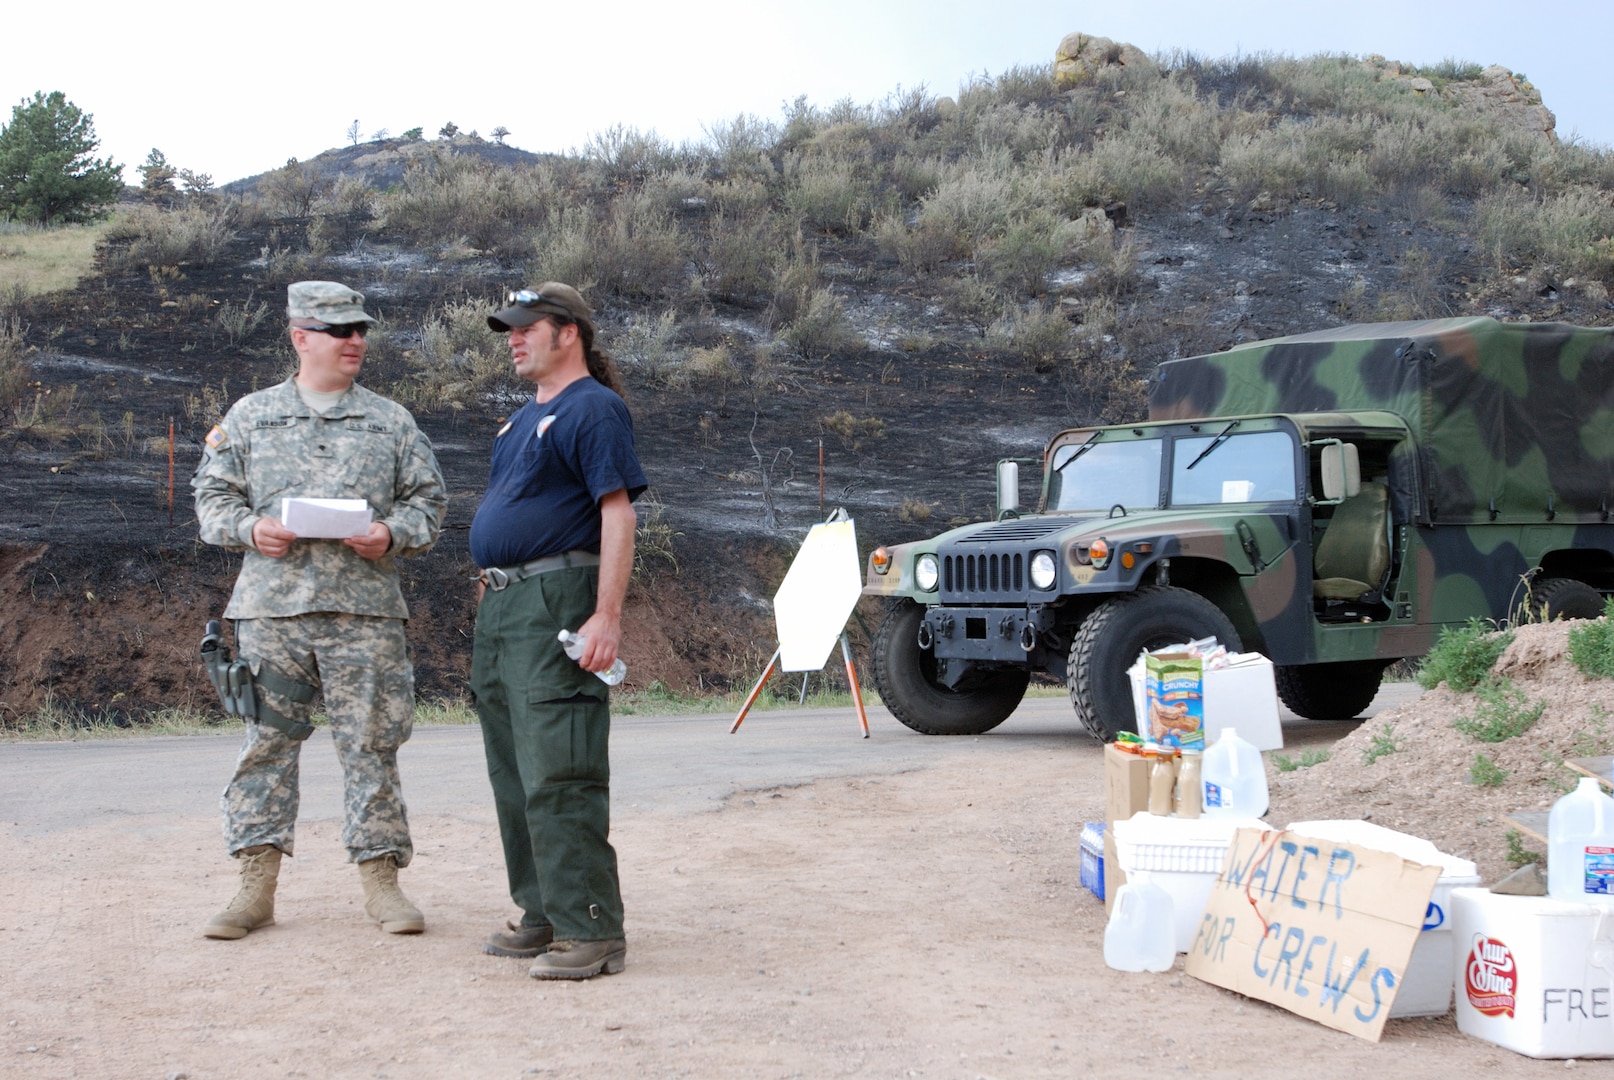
[205,425,229,450]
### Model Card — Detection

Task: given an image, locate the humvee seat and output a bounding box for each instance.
[1313,482,1390,600]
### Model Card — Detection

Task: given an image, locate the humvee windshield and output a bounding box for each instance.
[1168,430,1296,506]
[1047,438,1163,512]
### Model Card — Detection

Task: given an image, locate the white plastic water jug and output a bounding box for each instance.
[1200,726,1269,819]
[1102,880,1176,973]
[1546,776,1614,907]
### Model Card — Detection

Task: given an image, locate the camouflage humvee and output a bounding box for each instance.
[864,317,1614,739]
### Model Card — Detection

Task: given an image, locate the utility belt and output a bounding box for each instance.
[475,550,599,592]
[198,619,318,740]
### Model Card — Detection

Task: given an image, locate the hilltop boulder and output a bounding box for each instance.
[1054,32,1156,88]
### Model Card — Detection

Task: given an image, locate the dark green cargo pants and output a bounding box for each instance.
[471,565,624,941]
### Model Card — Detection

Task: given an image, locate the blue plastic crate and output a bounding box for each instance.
[1078,821,1106,900]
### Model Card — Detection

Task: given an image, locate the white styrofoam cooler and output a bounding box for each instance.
[1288,819,1481,1018]
[1110,812,1271,953]
[1451,887,1614,1058]
[1127,653,1283,751]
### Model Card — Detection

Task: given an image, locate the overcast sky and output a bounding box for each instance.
[9,0,1612,186]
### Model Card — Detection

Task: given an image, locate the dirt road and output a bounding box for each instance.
[0,694,1558,1079]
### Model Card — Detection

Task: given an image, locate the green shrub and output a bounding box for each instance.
[379,156,560,257]
[1416,619,1512,691]
[1505,829,1543,868]
[395,299,515,411]
[1453,677,1545,742]
[535,192,686,302]
[987,300,1074,371]
[100,204,236,269]
[1568,599,1614,679]
[778,287,857,360]
[1273,749,1331,772]
[1469,752,1508,787]
[1363,722,1401,764]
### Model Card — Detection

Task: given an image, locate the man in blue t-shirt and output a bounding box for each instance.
[468,282,647,980]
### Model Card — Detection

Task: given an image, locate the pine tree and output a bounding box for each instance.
[0,92,123,225]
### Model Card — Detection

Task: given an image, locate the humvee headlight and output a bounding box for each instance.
[1030,550,1057,590]
[871,546,892,575]
[915,554,939,592]
[1089,538,1111,569]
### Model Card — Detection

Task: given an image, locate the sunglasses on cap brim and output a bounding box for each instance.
[506,290,575,321]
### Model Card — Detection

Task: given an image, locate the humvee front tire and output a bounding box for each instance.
[1528,577,1604,622]
[1067,587,1242,743]
[871,599,1029,735]
[1274,660,1390,721]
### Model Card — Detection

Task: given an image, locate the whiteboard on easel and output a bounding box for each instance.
[773,518,862,672]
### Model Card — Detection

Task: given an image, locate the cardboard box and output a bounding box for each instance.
[1131,653,1284,752]
[1451,888,1614,1058]
[1144,651,1205,747]
[1104,743,1150,826]
[1103,743,1150,915]
[1103,827,1125,915]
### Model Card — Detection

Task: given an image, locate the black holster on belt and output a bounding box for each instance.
[199,619,317,741]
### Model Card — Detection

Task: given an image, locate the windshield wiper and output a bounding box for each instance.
[1056,431,1104,472]
[1184,420,1239,471]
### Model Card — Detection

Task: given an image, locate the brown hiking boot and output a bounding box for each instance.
[203,844,282,940]
[484,920,554,958]
[528,938,626,980]
[357,854,425,934]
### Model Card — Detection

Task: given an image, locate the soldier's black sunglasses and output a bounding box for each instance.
[303,323,369,339]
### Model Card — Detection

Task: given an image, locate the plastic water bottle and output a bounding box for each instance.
[557,629,626,687]
[1200,727,1269,819]
[1103,880,1176,972]
[1547,776,1614,907]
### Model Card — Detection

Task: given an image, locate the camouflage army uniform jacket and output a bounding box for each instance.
[193,378,447,619]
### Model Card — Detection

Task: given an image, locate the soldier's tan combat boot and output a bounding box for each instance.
[357,854,425,934]
[528,938,626,980]
[202,844,281,940]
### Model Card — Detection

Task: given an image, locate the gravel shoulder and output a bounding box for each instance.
[0,691,1571,1079]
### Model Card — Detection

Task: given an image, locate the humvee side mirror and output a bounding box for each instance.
[1319,442,1362,502]
[996,460,1019,519]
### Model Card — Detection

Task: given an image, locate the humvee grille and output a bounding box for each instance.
[944,552,1024,595]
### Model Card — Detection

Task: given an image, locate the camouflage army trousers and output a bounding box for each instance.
[471,566,624,941]
[222,613,415,865]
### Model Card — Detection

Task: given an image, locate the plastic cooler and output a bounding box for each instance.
[1110,812,1271,952]
[1287,819,1481,1018]
[1451,887,1614,1058]
[1079,822,1106,900]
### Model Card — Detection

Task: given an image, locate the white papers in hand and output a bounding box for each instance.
[280,497,372,539]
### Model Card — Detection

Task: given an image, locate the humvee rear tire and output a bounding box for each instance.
[1528,577,1604,622]
[871,599,1029,736]
[1067,587,1242,743]
[1274,660,1390,721]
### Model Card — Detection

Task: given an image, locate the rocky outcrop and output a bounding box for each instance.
[1368,58,1557,143]
[1054,33,1156,88]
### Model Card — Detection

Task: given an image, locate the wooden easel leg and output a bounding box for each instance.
[840,632,869,739]
[729,646,782,734]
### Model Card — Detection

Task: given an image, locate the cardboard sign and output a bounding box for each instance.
[1184,827,1440,1042]
[1145,651,1204,747]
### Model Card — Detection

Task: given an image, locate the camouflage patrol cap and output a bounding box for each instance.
[487,282,594,334]
[286,281,378,326]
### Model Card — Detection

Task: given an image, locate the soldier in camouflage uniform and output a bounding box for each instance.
[192,281,447,940]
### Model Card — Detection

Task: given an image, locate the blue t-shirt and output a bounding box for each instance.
[469,378,648,568]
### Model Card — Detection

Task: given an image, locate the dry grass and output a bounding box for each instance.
[0,219,114,297]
